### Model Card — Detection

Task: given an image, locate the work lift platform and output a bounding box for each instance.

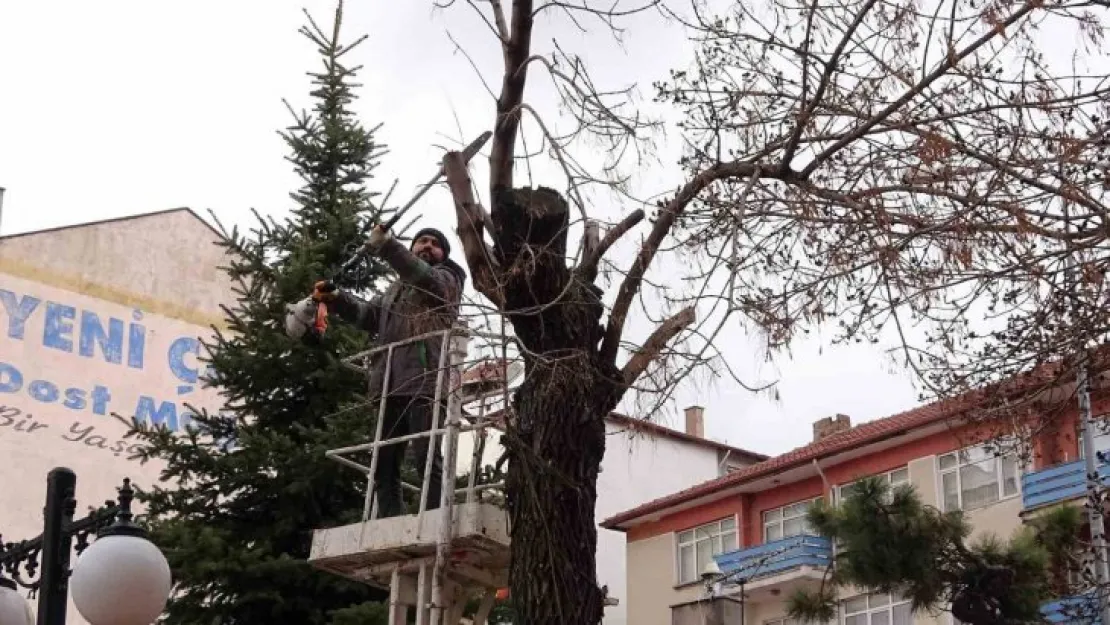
[308,323,519,625]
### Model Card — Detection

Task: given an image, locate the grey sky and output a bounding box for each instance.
[0,0,921,457]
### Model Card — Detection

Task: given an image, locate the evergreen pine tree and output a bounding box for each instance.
[126,3,393,623]
[786,477,1085,625]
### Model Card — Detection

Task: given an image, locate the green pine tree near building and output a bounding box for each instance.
[126,3,393,623]
[786,476,1086,625]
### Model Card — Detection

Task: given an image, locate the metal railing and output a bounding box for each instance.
[322,321,516,625]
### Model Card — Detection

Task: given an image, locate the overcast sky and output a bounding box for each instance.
[0,0,923,457]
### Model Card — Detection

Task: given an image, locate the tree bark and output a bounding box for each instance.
[490,186,622,625]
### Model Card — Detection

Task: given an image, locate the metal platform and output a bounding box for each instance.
[309,323,517,625]
[309,501,511,590]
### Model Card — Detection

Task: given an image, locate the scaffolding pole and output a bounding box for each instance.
[1078,360,1110,624]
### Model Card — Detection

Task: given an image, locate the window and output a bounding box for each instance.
[1084,414,1110,458]
[766,618,800,625]
[836,467,910,504]
[763,498,821,542]
[842,592,912,625]
[676,517,738,584]
[938,444,1020,511]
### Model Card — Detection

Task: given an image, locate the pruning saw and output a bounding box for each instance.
[313,130,492,336]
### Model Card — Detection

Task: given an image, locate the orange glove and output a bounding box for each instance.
[312,280,338,303]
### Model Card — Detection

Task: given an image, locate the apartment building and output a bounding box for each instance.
[602,384,1110,625]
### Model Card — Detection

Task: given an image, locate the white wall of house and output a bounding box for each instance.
[597,419,740,625]
[459,415,746,625]
[0,209,234,625]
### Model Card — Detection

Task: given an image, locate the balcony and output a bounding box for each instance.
[1021,458,1110,511]
[712,534,832,596]
[1042,592,1101,624]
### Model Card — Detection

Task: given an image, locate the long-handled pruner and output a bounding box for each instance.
[313,130,492,336]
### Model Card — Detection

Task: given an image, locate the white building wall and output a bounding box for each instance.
[597,420,728,625]
[0,209,233,625]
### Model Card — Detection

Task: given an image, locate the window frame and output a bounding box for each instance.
[1083,413,1110,458]
[936,442,1022,512]
[673,516,739,585]
[761,497,823,543]
[834,466,911,504]
[841,591,912,625]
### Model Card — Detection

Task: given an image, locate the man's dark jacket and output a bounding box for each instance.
[328,238,466,400]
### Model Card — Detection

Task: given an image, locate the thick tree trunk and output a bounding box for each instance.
[506,360,615,625]
[490,186,622,625]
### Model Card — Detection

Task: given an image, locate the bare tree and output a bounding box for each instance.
[422,0,1110,622]
[655,0,1110,454]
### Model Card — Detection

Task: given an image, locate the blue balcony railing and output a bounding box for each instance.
[1042,592,1101,624]
[713,534,832,582]
[1021,459,1110,510]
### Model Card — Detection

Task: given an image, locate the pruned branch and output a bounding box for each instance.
[621,306,697,386]
[443,151,506,309]
[576,209,645,283]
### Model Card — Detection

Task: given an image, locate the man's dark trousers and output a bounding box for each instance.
[374,395,445,518]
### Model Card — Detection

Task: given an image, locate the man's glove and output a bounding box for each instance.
[284,296,318,340]
[365,224,392,255]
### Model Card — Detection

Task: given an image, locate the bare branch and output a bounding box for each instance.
[600,160,779,366]
[576,209,645,283]
[621,306,697,386]
[443,151,506,309]
[489,0,535,192]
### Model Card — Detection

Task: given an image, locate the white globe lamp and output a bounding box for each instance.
[0,579,33,625]
[69,480,172,625]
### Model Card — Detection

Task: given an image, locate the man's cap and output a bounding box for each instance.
[412,227,451,258]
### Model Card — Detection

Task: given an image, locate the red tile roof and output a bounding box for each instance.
[600,342,1110,532]
[599,399,961,530]
[605,412,768,463]
[599,351,1110,530]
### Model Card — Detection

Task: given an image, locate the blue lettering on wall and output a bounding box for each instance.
[128,311,146,370]
[28,380,59,403]
[64,387,87,410]
[79,311,124,364]
[0,289,41,340]
[168,336,200,384]
[2,288,149,370]
[0,362,22,392]
[179,410,195,432]
[134,396,179,431]
[0,362,113,416]
[0,286,219,436]
[43,302,76,352]
[90,385,111,415]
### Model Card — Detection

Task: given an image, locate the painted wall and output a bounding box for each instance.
[626,532,704,625]
[598,419,751,625]
[623,422,1049,625]
[0,210,232,625]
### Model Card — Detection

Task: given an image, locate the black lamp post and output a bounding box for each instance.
[0,467,172,625]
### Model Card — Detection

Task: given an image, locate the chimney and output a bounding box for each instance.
[684,405,705,438]
[813,414,851,442]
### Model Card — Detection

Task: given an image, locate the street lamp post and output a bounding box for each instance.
[0,467,172,625]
